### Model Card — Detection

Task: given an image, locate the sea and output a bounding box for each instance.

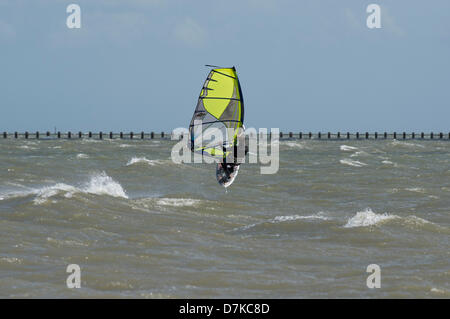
[0,137,449,298]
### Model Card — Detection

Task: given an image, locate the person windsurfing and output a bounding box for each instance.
[189,65,245,188]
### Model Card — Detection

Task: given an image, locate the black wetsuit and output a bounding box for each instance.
[222,146,248,178]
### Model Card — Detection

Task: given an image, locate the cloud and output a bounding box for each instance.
[172,17,206,47]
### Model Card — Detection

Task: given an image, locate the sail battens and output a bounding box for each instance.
[189,66,244,160]
[189,120,242,127]
[199,97,241,101]
[212,70,237,79]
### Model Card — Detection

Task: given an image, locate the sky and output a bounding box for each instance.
[0,0,449,133]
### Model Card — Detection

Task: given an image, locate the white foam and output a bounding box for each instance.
[126,157,162,166]
[340,145,358,151]
[391,140,425,148]
[18,145,37,150]
[235,212,330,231]
[350,151,368,158]
[33,183,78,205]
[156,198,201,207]
[430,288,447,294]
[405,187,426,193]
[344,208,398,228]
[83,172,128,198]
[273,214,330,222]
[340,159,368,167]
[10,172,129,205]
[76,153,89,159]
[281,141,307,149]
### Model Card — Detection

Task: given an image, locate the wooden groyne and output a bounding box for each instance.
[1,131,450,140]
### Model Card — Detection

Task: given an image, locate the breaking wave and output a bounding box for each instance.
[344,208,397,228]
[343,208,439,230]
[83,172,128,198]
[0,172,128,205]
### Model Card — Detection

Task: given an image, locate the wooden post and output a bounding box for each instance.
[120,132,123,139]
[161,132,165,138]
[279,132,283,138]
[403,132,406,139]
[141,131,144,139]
[99,132,103,140]
[393,132,397,139]
[36,131,39,139]
[109,132,113,139]
[88,131,92,138]
[299,132,302,139]
[151,132,154,139]
[347,132,350,139]
[439,132,443,139]
[46,131,50,137]
[68,132,71,139]
[289,132,293,138]
[308,132,312,139]
[375,132,378,139]
[130,132,134,139]
[78,131,82,138]
[318,132,321,139]
[365,132,369,139]
[412,132,415,139]
[421,132,424,139]
[14,132,18,138]
[25,131,29,139]
[327,132,331,139]
[3,132,6,139]
[58,131,61,138]
[356,132,359,139]
[384,132,387,139]
[430,132,434,139]
[337,132,340,139]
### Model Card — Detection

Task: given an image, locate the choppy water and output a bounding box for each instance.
[0,138,449,298]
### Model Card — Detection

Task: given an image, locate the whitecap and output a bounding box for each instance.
[340,145,358,151]
[33,183,78,205]
[405,187,426,193]
[76,153,89,159]
[391,140,425,148]
[83,172,128,198]
[28,172,128,204]
[344,208,397,228]
[350,151,368,158]
[273,214,330,222]
[126,157,162,166]
[340,159,368,167]
[155,198,201,207]
[281,141,307,149]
